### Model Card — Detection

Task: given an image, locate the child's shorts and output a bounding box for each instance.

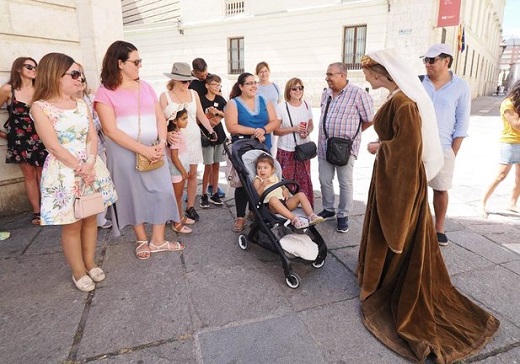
[202,143,226,165]
[168,154,190,184]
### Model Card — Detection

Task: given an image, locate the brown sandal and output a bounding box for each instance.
[172,222,192,234]
[233,217,246,232]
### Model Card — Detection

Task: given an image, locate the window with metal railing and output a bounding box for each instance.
[228,37,244,74]
[226,0,245,16]
[343,24,367,70]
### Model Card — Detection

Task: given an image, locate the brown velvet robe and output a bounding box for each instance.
[357,92,499,363]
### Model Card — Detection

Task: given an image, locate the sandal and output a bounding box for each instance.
[31,212,41,225]
[149,240,185,253]
[135,240,151,260]
[308,213,325,226]
[181,216,196,225]
[291,217,308,229]
[172,222,192,234]
[233,217,246,232]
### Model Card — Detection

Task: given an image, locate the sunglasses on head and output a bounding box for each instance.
[291,86,304,91]
[64,70,84,80]
[23,64,37,71]
[125,58,142,67]
[423,56,445,65]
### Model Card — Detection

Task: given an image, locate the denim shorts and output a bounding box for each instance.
[499,142,520,164]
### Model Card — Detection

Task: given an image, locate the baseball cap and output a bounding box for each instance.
[421,44,453,58]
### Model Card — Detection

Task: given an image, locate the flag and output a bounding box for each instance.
[458,24,466,53]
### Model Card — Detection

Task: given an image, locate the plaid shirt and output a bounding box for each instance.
[318,83,374,158]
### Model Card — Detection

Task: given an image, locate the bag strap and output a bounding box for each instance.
[285,102,300,147]
[321,95,362,140]
[136,81,141,142]
[321,96,332,139]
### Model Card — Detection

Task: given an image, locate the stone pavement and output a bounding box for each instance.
[1,96,519,364]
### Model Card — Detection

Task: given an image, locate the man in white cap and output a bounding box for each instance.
[420,44,471,246]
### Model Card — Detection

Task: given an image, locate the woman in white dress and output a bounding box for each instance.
[159,62,216,223]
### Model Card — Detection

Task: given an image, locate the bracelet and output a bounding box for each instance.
[159,139,167,145]
[86,154,96,164]
[261,126,267,134]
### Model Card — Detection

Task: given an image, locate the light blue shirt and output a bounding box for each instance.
[422,71,471,151]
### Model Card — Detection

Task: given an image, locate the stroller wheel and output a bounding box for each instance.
[238,234,249,250]
[312,259,325,269]
[285,272,301,289]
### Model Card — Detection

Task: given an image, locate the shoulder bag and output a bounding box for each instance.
[285,102,317,161]
[135,81,164,172]
[322,96,361,166]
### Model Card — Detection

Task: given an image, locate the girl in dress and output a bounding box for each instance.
[167,108,194,234]
[0,57,48,225]
[30,53,117,292]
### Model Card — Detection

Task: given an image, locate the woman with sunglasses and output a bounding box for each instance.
[0,57,47,225]
[30,53,117,292]
[159,62,217,224]
[224,72,279,232]
[95,41,184,260]
[273,78,315,207]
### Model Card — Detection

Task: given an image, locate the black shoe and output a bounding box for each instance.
[208,185,226,198]
[318,209,336,221]
[436,232,449,246]
[200,194,210,209]
[209,193,223,205]
[336,217,349,233]
[185,207,200,221]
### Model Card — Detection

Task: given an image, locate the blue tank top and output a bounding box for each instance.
[233,95,272,149]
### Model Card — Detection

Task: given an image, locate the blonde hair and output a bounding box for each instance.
[284,78,304,102]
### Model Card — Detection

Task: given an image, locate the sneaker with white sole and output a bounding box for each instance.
[200,194,210,208]
[209,193,223,205]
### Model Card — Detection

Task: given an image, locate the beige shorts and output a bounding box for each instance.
[428,148,456,191]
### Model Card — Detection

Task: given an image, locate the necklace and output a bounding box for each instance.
[172,87,190,103]
[386,88,400,101]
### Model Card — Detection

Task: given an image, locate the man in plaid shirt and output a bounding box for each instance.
[318,62,374,233]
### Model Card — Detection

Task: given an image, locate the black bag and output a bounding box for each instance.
[325,137,352,166]
[294,141,317,161]
[321,96,361,166]
[285,102,317,161]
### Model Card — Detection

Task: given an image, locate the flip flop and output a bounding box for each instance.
[149,240,185,253]
[135,240,151,260]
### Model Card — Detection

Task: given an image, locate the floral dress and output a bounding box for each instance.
[5,89,47,165]
[34,99,117,225]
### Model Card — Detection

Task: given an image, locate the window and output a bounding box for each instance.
[228,37,244,75]
[226,0,245,16]
[343,25,367,70]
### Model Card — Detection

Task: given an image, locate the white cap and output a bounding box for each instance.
[421,44,453,58]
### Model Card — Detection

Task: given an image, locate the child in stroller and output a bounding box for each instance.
[224,138,327,289]
[253,153,324,229]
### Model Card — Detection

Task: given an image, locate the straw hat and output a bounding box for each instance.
[163,62,197,81]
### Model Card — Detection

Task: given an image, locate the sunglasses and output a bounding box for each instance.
[423,57,444,65]
[291,86,304,91]
[180,80,191,84]
[23,64,37,71]
[125,58,142,66]
[64,70,84,80]
[243,81,258,86]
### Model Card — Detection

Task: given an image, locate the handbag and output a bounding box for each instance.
[285,102,317,161]
[135,81,164,172]
[322,96,361,166]
[226,163,242,188]
[73,184,104,219]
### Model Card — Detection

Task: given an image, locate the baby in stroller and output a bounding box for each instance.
[253,153,324,229]
[225,138,327,288]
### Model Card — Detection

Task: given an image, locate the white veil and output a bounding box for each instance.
[367,48,444,181]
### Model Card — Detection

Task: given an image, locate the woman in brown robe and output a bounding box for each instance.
[357,49,499,363]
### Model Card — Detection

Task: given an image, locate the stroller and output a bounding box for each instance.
[224,138,327,289]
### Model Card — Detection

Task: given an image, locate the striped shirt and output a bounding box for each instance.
[318,83,374,158]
